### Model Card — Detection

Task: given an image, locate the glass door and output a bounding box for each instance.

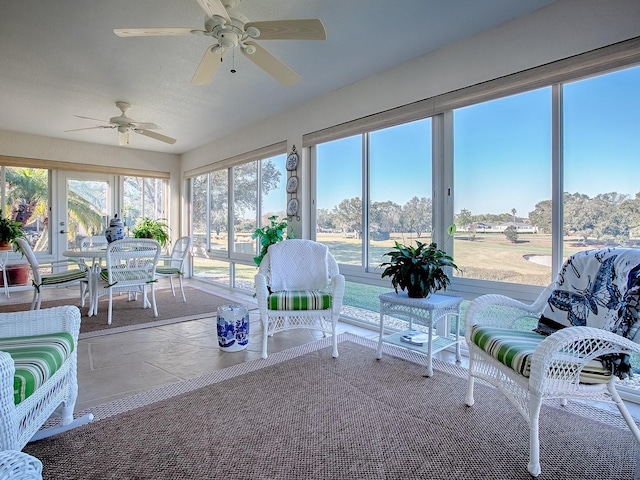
[57,172,114,257]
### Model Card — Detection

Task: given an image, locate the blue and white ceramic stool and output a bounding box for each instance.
[216,304,250,352]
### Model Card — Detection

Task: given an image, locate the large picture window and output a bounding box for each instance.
[453,88,552,286]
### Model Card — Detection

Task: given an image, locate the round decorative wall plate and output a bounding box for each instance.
[286,152,299,171]
[287,198,299,216]
[286,176,298,193]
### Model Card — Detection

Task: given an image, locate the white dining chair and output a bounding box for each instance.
[91,238,161,325]
[156,236,192,302]
[16,238,88,310]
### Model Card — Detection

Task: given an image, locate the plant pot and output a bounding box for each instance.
[406,287,429,299]
[0,264,30,287]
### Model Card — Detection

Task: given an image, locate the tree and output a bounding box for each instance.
[370,200,402,233]
[528,199,552,234]
[455,208,473,232]
[401,197,432,237]
[511,208,517,222]
[504,225,519,243]
[5,167,103,246]
[333,197,362,238]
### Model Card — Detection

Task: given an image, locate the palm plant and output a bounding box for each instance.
[5,168,103,246]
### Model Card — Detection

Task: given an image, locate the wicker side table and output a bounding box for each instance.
[0,450,43,480]
[376,291,463,377]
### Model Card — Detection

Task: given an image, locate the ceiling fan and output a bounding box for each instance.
[113,0,326,87]
[65,102,177,146]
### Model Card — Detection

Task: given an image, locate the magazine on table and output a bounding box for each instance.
[399,330,436,346]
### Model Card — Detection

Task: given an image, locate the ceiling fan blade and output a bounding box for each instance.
[119,130,131,146]
[75,115,111,123]
[191,46,224,85]
[130,122,160,130]
[242,41,300,87]
[114,27,197,37]
[134,129,177,145]
[196,0,231,23]
[244,19,326,40]
[64,126,114,132]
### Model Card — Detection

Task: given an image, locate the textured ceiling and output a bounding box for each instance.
[0,0,557,154]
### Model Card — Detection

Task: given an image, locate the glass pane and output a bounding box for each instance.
[209,170,229,253]
[192,256,230,286]
[67,179,108,251]
[453,87,552,286]
[233,162,258,255]
[316,135,362,264]
[563,65,640,256]
[369,119,432,270]
[123,176,166,233]
[233,263,256,293]
[191,174,208,255]
[4,167,50,252]
[260,154,286,225]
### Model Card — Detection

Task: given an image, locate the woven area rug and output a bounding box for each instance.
[23,334,640,479]
[0,287,242,337]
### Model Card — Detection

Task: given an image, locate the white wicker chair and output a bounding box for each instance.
[255,239,345,359]
[0,306,93,451]
[156,236,192,302]
[15,239,88,311]
[90,238,161,325]
[465,248,640,477]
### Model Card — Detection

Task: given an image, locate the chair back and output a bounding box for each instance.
[540,248,640,338]
[15,238,41,285]
[258,239,338,291]
[105,238,160,288]
[168,236,192,268]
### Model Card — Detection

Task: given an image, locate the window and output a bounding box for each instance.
[316,135,363,265]
[123,175,167,233]
[369,119,432,269]
[2,167,50,252]
[189,152,286,290]
[453,88,552,286]
[562,66,640,255]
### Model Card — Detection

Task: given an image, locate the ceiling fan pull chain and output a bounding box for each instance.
[231,48,236,74]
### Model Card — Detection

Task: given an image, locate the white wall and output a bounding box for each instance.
[181,0,640,173]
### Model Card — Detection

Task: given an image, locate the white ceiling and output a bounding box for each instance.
[0,0,558,155]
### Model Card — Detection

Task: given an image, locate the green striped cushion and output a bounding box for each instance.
[156,266,181,275]
[40,269,86,286]
[268,290,332,311]
[0,333,75,405]
[470,325,611,384]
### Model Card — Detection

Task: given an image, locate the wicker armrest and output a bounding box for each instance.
[529,326,640,391]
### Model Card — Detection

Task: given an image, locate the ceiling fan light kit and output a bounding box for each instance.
[113,0,326,87]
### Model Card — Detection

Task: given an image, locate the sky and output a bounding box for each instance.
[264,64,640,219]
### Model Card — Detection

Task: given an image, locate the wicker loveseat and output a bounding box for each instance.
[0,306,93,452]
[465,248,640,477]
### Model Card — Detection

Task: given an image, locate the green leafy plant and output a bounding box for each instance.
[251,215,292,266]
[0,210,25,254]
[380,225,458,298]
[132,218,171,249]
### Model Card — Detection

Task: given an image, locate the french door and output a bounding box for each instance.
[55,172,116,259]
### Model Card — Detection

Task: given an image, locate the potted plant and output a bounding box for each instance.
[132,218,171,250]
[0,210,25,253]
[380,228,458,298]
[251,215,292,266]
